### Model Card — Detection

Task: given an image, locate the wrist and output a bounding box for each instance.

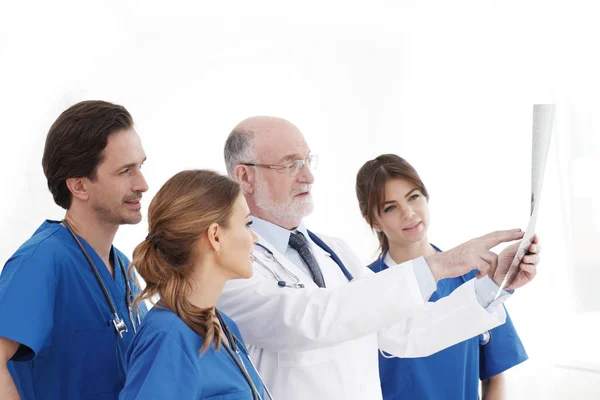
[424,252,444,282]
[492,275,502,286]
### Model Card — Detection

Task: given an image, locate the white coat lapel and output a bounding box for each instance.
[307,235,349,289]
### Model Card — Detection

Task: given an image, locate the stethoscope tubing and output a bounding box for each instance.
[216,310,274,400]
[252,244,305,289]
[62,219,140,336]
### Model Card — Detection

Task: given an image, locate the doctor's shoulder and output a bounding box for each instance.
[1,221,68,277]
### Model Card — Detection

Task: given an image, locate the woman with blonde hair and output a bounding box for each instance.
[119,170,270,399]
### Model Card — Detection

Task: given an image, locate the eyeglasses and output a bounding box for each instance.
[240,154,318,176]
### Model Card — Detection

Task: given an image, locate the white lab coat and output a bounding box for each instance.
[217,233,507,400]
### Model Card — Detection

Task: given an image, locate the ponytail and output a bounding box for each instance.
[130,238,223,354]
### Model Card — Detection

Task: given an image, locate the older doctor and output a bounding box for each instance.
[217,116,539,400]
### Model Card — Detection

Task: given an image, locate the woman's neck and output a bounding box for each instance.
[186,262,227,309]
[388,238,437,265]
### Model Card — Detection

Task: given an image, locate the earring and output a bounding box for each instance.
[216,249,221,256]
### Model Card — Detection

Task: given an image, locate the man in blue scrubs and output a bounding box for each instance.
[0,100,149,399]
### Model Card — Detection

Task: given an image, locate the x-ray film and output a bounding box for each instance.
[495,104,555,298]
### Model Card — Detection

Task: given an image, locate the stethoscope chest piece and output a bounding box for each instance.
[112,315,128,338]
[252,243,305,289]
[479,330,491,346]
[276,280,304,288]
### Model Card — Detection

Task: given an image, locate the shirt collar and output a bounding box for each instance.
[295,223,310,242]
[383,251,395,267]
[250,217,310,255]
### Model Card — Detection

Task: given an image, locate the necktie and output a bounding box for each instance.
[288,231,326,288]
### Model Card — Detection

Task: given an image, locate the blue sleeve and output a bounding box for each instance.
[0,249,56,361]
[119,331,200,400]
[480,306,528,380]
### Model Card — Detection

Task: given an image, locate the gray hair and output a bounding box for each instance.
[224,128,256,177]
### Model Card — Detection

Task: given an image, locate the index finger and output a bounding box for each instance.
[480,229,524,249]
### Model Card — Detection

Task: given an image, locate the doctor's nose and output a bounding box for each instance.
[134,171,149,193]
[297,163,315,184]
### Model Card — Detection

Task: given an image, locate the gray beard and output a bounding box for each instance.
[254,184,314,223]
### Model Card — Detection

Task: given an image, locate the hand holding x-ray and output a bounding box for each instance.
[494,105,555,298]
[493,234,541,290]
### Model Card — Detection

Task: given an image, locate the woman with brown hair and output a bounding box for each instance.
[119,170,270,400]
[355,154,538,400]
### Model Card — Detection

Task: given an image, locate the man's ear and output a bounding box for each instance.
[233,165,255,195]
[65,177,90,202]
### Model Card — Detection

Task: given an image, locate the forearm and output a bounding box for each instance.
[481,374,505,400]
[378,279,506,358]
[0,337,21,400]
[219,260,425,352]
[0,365,20,400]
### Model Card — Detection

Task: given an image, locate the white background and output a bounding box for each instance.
[1,1,599,398]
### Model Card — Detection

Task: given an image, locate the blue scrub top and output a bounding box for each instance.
[368,247,528,400]
[0,220,147,400]
[120,307,264,400]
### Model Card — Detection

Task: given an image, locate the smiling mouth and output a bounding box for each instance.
[124,199,142,209]
[124,195,142,204]
[403,221,421,231]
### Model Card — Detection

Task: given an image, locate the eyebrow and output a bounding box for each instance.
[115,157,146,172]
[246,213,252,218]
[381,188,420,206]
[404,188,419,198]
[279,151,311,164]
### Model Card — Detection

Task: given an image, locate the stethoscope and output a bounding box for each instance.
[216,310,275,400]
[252,244,305,289]
[378,244,491,349]
[62,219,141,339]
[252,231,355,289]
